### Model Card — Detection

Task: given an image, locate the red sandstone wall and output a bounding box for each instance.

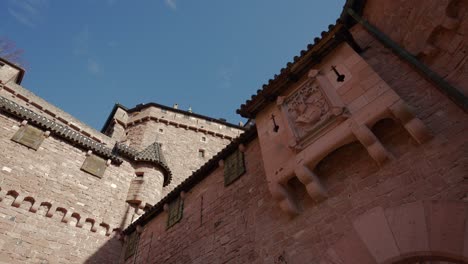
[361,0,468,96]
[124,113,466,263]
[122,8,468,263]
[0,112,133,263]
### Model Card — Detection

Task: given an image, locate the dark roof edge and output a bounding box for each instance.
[101,102,246,134]
[0,95,123,163]
[127,102,246,129]
[0,57,26,85]
[100,103,128,133]
[236,0,367,118]
[122,126,257,235]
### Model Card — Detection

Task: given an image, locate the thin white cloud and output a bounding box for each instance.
[87,59,101,75]
[165,0,177,10]
[7,0,48,28]
[8,8,35,28]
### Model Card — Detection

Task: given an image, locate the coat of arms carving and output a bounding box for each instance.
[279,69,347,150]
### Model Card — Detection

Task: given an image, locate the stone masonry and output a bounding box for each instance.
[120,0,468,263]
[0,0,467,263]
[0,56,242,262]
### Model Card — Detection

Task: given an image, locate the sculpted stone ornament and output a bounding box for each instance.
[280,69,347,150]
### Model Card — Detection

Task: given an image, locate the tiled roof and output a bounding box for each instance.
[0,95,122,163]
[122,126,257,235]
[236,0,366,118]
[114,142,172,186]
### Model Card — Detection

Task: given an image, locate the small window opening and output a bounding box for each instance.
[159,128,164,133]
[201,136,206,142]
[198,149,205,158]
[135,172,144,177]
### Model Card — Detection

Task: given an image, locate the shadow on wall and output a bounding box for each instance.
[85,205,132,263]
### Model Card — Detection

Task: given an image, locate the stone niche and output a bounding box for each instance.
[255,43,431,216]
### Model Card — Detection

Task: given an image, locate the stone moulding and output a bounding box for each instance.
[0,95,123,164]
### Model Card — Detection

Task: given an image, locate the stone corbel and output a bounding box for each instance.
[269,183,300,216]
[389,101,432,144]
[351,122,392,166]
[294,165,328,201]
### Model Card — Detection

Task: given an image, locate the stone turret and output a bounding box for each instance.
[126,142,171,209]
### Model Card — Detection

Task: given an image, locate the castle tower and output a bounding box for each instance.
[102,103,245,196]
[126,142,171,209]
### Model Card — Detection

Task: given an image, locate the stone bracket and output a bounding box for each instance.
[389,101,432,144]
[351,122,392,166]
[294,165,328,201]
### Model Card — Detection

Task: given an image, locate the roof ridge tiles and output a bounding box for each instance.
[0,95,122,164]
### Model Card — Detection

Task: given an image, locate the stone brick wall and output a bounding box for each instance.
[361,0,468,96]
[0,112,135,263]
[124,115,237,198]
[0,82,113,146]
[124,108,466,263]
[120,4,468,262]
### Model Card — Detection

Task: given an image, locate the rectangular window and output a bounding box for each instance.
[224,149,246,186]
[167,197,184,229]
[81,154,107,178]
[11,125,45,150]
[124,231,140,260]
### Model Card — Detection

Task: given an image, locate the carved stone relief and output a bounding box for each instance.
[284,80,332,139]
[279,69,347,150]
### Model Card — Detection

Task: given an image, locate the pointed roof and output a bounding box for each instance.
[135,142,167,165]
[135,142,171,185]
[114,142,172,186]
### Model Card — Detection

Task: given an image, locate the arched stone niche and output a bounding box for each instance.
[254,43,432,215]
[318,201,468,264]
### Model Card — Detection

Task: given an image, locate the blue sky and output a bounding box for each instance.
[1,0,344,130]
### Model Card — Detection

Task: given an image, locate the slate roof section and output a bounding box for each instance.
[114,142,172,186]
[236,0,366,118]
[122,126,257,235]
[0,95,122,163]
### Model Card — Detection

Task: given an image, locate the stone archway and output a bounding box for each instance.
[319,200,468,264]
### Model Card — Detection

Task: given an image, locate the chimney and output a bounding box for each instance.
[173,104,178,109]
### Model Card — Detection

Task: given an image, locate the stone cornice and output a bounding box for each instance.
[0,95,123,164]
